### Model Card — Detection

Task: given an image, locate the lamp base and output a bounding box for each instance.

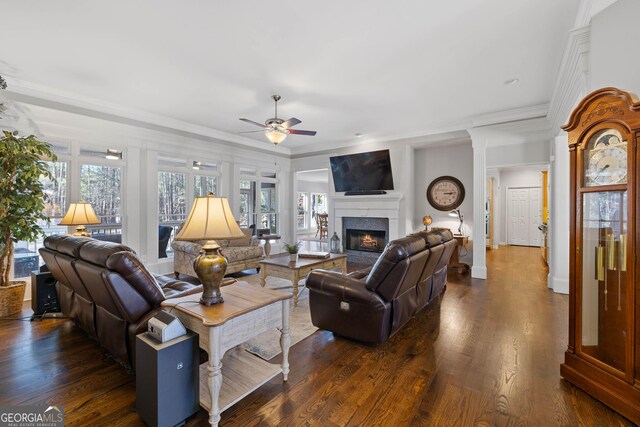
[193,241,227,306]
[199,295,224,306]
[72,226,91,238]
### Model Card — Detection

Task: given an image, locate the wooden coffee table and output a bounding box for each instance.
[161,282,291,427]
[259,253,347,306]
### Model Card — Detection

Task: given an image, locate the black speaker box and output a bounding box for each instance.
[31,271,61,315]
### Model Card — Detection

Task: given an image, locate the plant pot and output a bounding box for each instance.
[289,253,298,263]
[0,281,26,317]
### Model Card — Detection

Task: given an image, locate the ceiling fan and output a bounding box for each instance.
[239,95,317,145]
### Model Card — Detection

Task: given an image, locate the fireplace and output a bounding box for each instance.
[346,229,385,253]
[342,217,389,264]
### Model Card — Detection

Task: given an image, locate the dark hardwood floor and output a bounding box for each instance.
[0,246,633,426]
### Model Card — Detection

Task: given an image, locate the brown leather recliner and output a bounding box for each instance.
[306,230,457,344]
[40,235,203,368]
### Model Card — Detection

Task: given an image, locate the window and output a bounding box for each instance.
[81,164,122,232]
[13,161,68,278]
[158,172,187,223]
[260,182,277,234]
[158,171,187,257]
[297,192,308,229]
[239,168,278,233]
[239,179,257,228]
[194,175,218,197]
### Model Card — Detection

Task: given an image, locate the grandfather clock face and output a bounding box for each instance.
[584,129,628,186]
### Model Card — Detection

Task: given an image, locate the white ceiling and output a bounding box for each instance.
[0,1,580,154]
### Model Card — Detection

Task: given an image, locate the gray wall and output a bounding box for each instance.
[591,0,640,94]
[414,143,473,262]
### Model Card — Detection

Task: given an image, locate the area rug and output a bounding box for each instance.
[238,274,318,361]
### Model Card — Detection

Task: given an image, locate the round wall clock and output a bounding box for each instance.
[426,176,465,211]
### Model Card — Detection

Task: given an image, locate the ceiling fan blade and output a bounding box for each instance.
[239,130,266,134]
[288,129,317,136]
[281,117,302,129]
[239,118,267,128]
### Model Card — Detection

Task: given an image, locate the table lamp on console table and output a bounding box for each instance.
[59,201,101,237]
[448,209,464,235]
[174,193,245,306]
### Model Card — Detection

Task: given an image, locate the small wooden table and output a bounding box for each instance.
[161,282,291,426]
[259,253,348,306]
[449,234,470,273]
[257,234,281,258]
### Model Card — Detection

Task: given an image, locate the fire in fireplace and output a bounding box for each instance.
[346,229,386,253]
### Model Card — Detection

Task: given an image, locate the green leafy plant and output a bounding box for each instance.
[283,242,301,254]
[0,131,56,286]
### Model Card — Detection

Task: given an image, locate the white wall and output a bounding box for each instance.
[486,140,550,168]
[296,179,327,194]
[291,142,412,240]
[590,0,640,94]
[413,143,474,262]
[2,99,293,285]
[497,167,546,245]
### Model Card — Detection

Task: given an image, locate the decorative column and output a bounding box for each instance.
[471,133,487,279]
[548,134,569,293]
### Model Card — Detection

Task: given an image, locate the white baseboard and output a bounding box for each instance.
[550,276,569,294]
[471,265,487,279]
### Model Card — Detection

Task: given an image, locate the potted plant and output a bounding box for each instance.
[283,242,301,263]
[0,130,56,316]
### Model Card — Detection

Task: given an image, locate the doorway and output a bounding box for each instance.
[295,169,329,245]
[507,187,542,247]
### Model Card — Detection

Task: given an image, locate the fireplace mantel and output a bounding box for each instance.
[332,193,403,241]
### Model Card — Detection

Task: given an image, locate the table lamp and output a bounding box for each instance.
[448,209,464,235]
[174,193,244,306]
[59,201,101,237]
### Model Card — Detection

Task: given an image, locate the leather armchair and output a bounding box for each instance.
[306,230,456,344]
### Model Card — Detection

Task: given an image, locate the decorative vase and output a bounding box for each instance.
[0,281,26,317]
[330,232,341,254]
[289,253,298,262]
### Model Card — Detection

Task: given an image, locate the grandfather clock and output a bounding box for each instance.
[561,87,640,423]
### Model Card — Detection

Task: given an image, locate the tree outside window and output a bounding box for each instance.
[194,175,217,197]
[81,164,122,226]
[158,172,187,223]
[13,161,68,278]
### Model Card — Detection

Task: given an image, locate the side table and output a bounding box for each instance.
[449,234,470,273]
[257,234,281,258]
[161,282,291,426]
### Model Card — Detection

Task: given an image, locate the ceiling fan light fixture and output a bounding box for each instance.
[265,129,288,145]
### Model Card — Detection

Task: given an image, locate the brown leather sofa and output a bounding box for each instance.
[39,235,203,368]
[306,229,457,344]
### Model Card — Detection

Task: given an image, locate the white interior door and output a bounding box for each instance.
[507,187,542,247]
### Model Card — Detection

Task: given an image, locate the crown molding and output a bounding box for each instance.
[2,75,292,156]
[470,104,549,128]
[547,25,591,133]
[574,0,619,27]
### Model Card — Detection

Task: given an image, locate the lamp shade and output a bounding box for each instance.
[59,202,101,226]
[175,194,245,241]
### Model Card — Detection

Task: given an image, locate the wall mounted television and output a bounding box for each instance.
[329,149,394,195]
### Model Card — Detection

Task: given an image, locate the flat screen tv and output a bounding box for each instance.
[329,149,394,194]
